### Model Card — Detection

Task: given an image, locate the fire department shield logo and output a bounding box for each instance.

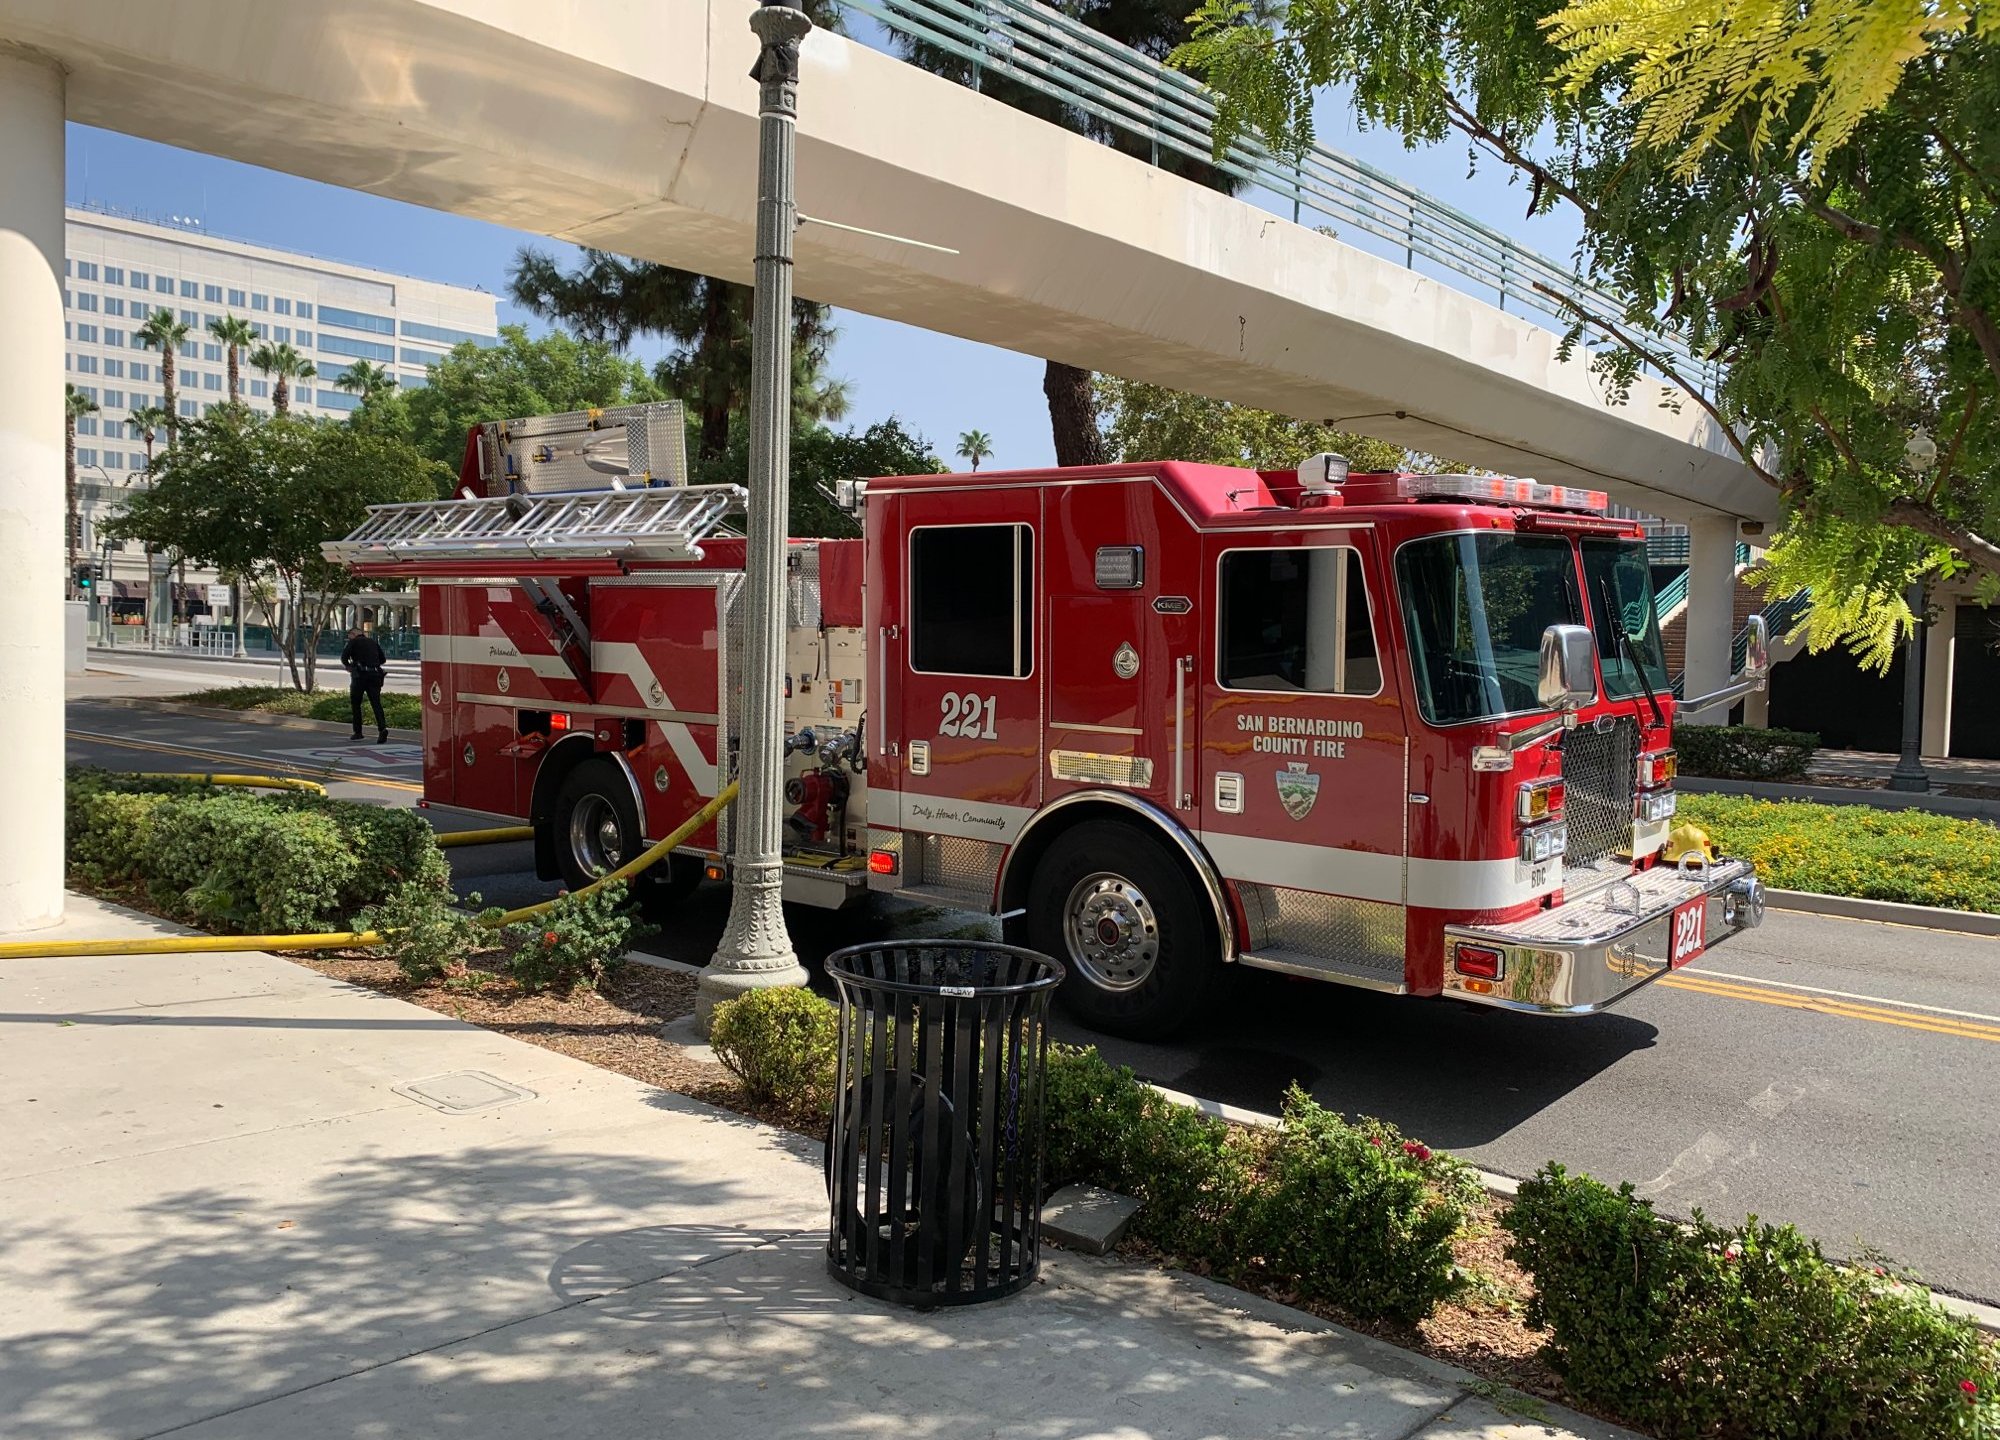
[1276,763,1321,821]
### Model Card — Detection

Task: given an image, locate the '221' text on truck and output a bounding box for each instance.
[328,403,1770,1038]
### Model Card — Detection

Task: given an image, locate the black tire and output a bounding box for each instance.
[1026,819,1224,1039]
[552,760,643,893]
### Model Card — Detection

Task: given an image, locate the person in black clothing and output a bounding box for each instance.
[340,627,389,743]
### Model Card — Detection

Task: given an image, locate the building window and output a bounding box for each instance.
[295,329,313,346]
[178,342,198,359]
[251,322,268,339]
[202,284,221,303]
[909,525,1035,678]
[297,301,313,318]
[274,298,291,315]
[102,419,122,440]
[179,309,198,326]
[103,389,124,408]
[250,379,268,398]
[155,273,173,292]
[179,399,197,417]
[103,297,124,318]
[317,363,351,388]
[179,279,197,298]
[130,272,149,291]
[320,305,396,335]
[75,355,98,374]
[203,314,220,330]
[400,346,448,368]
[273,325,290,344]
[250,293,269,311]
[319,333,396,363]
[104,330,124,349]
[293,387,312,405]
[228,288,245,307]
[104,266,123,286]
[75,323,97,343]
[1218,548,1380,695]
[74,292,98,313]
[317,389,361,412]
[400,319,494,347]
[104,359,124,378]
[400,372,428,390]
[77,448,96,466]
[203,372,221,391]
[130,362,151,381]
[203,343,221,362]
[79,386,97,401]
[104,452,124,470]
[76,261,98,281]
[76,416,97,435]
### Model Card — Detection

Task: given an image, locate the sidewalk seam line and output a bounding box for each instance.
[6,1103,408,1184]
[131,1228,823,1440]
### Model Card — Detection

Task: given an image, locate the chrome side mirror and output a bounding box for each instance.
[1538,623,1598,711]
[1742,613,1769,680]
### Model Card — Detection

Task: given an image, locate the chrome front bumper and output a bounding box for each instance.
[1442,859,1764,1015]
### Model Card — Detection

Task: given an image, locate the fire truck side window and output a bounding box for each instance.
[909,524,1034,677]
[1217,547,1379,694]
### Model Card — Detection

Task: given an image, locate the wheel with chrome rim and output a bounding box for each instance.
[1027,819,1224,1038]
[552,760,642,894]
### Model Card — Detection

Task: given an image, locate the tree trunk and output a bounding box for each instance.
[696,286,733,461]
[162,351,179,448]
[65,420,78,596]
[274,375,289,415]
[1043,360,1107,467]
[226,347,240,404]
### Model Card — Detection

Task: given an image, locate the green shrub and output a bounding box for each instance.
[68,790,176,884]
[710,986,842,1112]
[503,881,651,994]
[1504,1164,1999,1438]
[1679,793,2000,912]
[1246,1086,1481,1324]
[171,684,424,730]
[143,791,358,933]
[357,883,497,983]
[1673,724,1820,780]
[266,792,450,917]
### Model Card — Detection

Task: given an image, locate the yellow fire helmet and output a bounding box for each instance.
[1663,822,1717,864]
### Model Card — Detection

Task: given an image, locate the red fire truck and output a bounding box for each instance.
[328,402,1769,1037]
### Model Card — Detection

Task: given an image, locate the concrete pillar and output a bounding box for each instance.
[0,48,67,934]
[1922,594,1956,758]
[1679,514,1738,725]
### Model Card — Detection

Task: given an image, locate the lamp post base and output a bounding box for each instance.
[696,859,810,1035]
[1887,769,1931,793]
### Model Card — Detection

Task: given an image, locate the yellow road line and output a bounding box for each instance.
[66,730,425,795]
[1660,973,2000,1045]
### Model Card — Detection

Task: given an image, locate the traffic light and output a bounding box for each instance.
[74,565,93,593]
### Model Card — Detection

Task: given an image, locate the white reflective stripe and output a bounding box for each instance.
[1201,831,1556,911]
[895,792,1033,844]
[593,640,717,797]
[1202,831,1402,905]
[421,632,573,680]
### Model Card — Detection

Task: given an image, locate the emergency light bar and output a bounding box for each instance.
[1392,474,1608,512]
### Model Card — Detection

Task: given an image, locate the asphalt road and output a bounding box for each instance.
[63,697,2000,1306]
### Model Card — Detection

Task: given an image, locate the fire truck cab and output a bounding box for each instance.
[329,404,1770,1039]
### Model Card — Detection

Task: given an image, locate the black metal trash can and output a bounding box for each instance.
[823,941,1064,1307]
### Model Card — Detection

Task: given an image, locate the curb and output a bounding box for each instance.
[1766,888,2000,938]
[94,696,423,741]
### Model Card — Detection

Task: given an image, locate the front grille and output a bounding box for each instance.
[1561,717,1637,870]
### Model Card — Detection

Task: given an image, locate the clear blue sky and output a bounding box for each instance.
[64,59,1583,473]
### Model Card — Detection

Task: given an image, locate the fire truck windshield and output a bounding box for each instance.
[1580,538,1670,700]
[1396,532,1586,724]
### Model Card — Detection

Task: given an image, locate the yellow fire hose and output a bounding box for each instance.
[0,781,738,960]
[436,825,536,848]
[132,772,328,796]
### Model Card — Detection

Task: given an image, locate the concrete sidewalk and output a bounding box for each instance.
[0,896,1632,1440]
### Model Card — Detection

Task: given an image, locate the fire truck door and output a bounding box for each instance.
[891,496,1043,881]
[1200,537,1410,950]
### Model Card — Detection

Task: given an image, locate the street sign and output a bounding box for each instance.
[206,583,231,609]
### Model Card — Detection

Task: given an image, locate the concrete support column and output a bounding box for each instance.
[1680,514,1738,725]
[1922,594,1956,759]
[0,47,67,934]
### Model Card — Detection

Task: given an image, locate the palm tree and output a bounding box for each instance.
[128,404,171,472]
[331,359,396,403]
[957,429,994,472]
[249,341,316,415]
[207,314,257,404]
[64,384,98,595]
[134,308,192,446]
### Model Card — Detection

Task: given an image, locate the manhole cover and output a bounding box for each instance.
[394,1070,537,1114]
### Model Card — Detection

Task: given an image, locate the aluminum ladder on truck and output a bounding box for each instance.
[323,483,749,686]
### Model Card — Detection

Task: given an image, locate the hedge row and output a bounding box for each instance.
[66,768,448,933]
[1674,724,1820,781]
[173,684,425,731]
[1678,793,2000,914]
[710,987,1998,1437]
